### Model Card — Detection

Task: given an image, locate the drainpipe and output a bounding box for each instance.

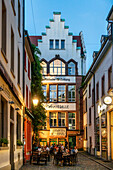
[23,0,25,165]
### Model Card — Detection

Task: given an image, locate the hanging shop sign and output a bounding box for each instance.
[43,103,76,111]
[103,96,112,105]
[98,104,107,114]
[50,128,66,136]
[42,76,76,83]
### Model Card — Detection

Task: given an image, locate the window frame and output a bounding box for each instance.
[68,62,76,75]
[58,112,65,127]
[50,39,54,49]
[50,112,57,127]
[58,85,66,102]
[68,112,76,130]
[108,66,112,90]
[61,40,65,49]
[55,40,59,49]
[68,85,76,102]
[101,75,105,97]
[49,59,65,75]
[49,85,57,102]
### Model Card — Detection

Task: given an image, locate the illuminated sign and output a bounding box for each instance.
[43,103,76,111]
[42,76,76,83]
[98,104,107,114]
[50,128,66,136]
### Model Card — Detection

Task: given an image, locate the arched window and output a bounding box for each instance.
[68,62,75,75]
[41,61,47,75]
[50,59,65,75]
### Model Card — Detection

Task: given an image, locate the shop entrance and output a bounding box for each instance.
[39,139,47,147]
[69,136,76,148]
[50,138,57,146]
[111,111,113,160]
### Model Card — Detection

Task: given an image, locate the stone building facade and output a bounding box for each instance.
[30,12,86,149]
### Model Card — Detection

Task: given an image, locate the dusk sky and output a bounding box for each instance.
[25,0,113,72]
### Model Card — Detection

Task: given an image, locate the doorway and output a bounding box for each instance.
[10,122,14,170]
[69,136,76,148]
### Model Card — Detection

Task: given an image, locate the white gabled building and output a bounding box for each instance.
[83,6,113,160]
[30,12,86,148]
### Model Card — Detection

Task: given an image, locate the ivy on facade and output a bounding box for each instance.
[31,44,46,138]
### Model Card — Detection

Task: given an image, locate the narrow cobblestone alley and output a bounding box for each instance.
[20,153,108,170]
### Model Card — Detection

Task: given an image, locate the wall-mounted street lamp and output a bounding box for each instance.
[33,96,38,107]
[15,108,20,111]
[9,101,14,104]
[103,96,112,105]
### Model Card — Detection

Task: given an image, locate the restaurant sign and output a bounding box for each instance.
[43,103,76,111]
[50,128,66,136]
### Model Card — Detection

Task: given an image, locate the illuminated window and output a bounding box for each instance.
[68,113,75,129]
[68,62,75,75]
[50,112,57,127]
[58,112,65,126]
[50,59,65,75]
[41,61,47,75]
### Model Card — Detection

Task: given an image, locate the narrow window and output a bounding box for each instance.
[42,85,47,102]
[61,40,65,49]
[41,61,47,75]
[68,85,75,102]
[11,27,14,73]
[68,62,75,75]
[18,49,20,85]
[55,40,59,49]
[85,97,87,112]
[96,82,99,101]
[49,85,57,102]
[89,83,91,98]
[50,112,57,127]
[26,85,28,107]
[50,40,53,49]
[58,85,66,102]
[58,112,65,127]
[92,88,94,105]
[18,0,20,34]
[108,66,112,90]
[2,0,6,56]
[17,112,21,140]
[68,113,75,129]
[89,107,91,125]
[28,59,30,79]
[24,50,26,71]
[29,91,31,109]
[102,75,105,97]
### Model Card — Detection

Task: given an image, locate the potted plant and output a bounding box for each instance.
[17,139,23,148]
[0,138,8,147]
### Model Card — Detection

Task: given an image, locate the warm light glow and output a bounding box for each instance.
[104,96,112,105]
[33,98,38,106]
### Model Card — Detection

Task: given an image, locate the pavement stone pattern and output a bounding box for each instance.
[20,153,108,170]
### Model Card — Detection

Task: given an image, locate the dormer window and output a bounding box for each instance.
[41,61,47,75]
[50,59,65,75]
[68,62,75,75]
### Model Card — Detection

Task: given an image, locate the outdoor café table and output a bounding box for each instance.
[63,153,70,165]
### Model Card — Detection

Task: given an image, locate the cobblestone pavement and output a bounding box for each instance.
[20,153,108,170]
